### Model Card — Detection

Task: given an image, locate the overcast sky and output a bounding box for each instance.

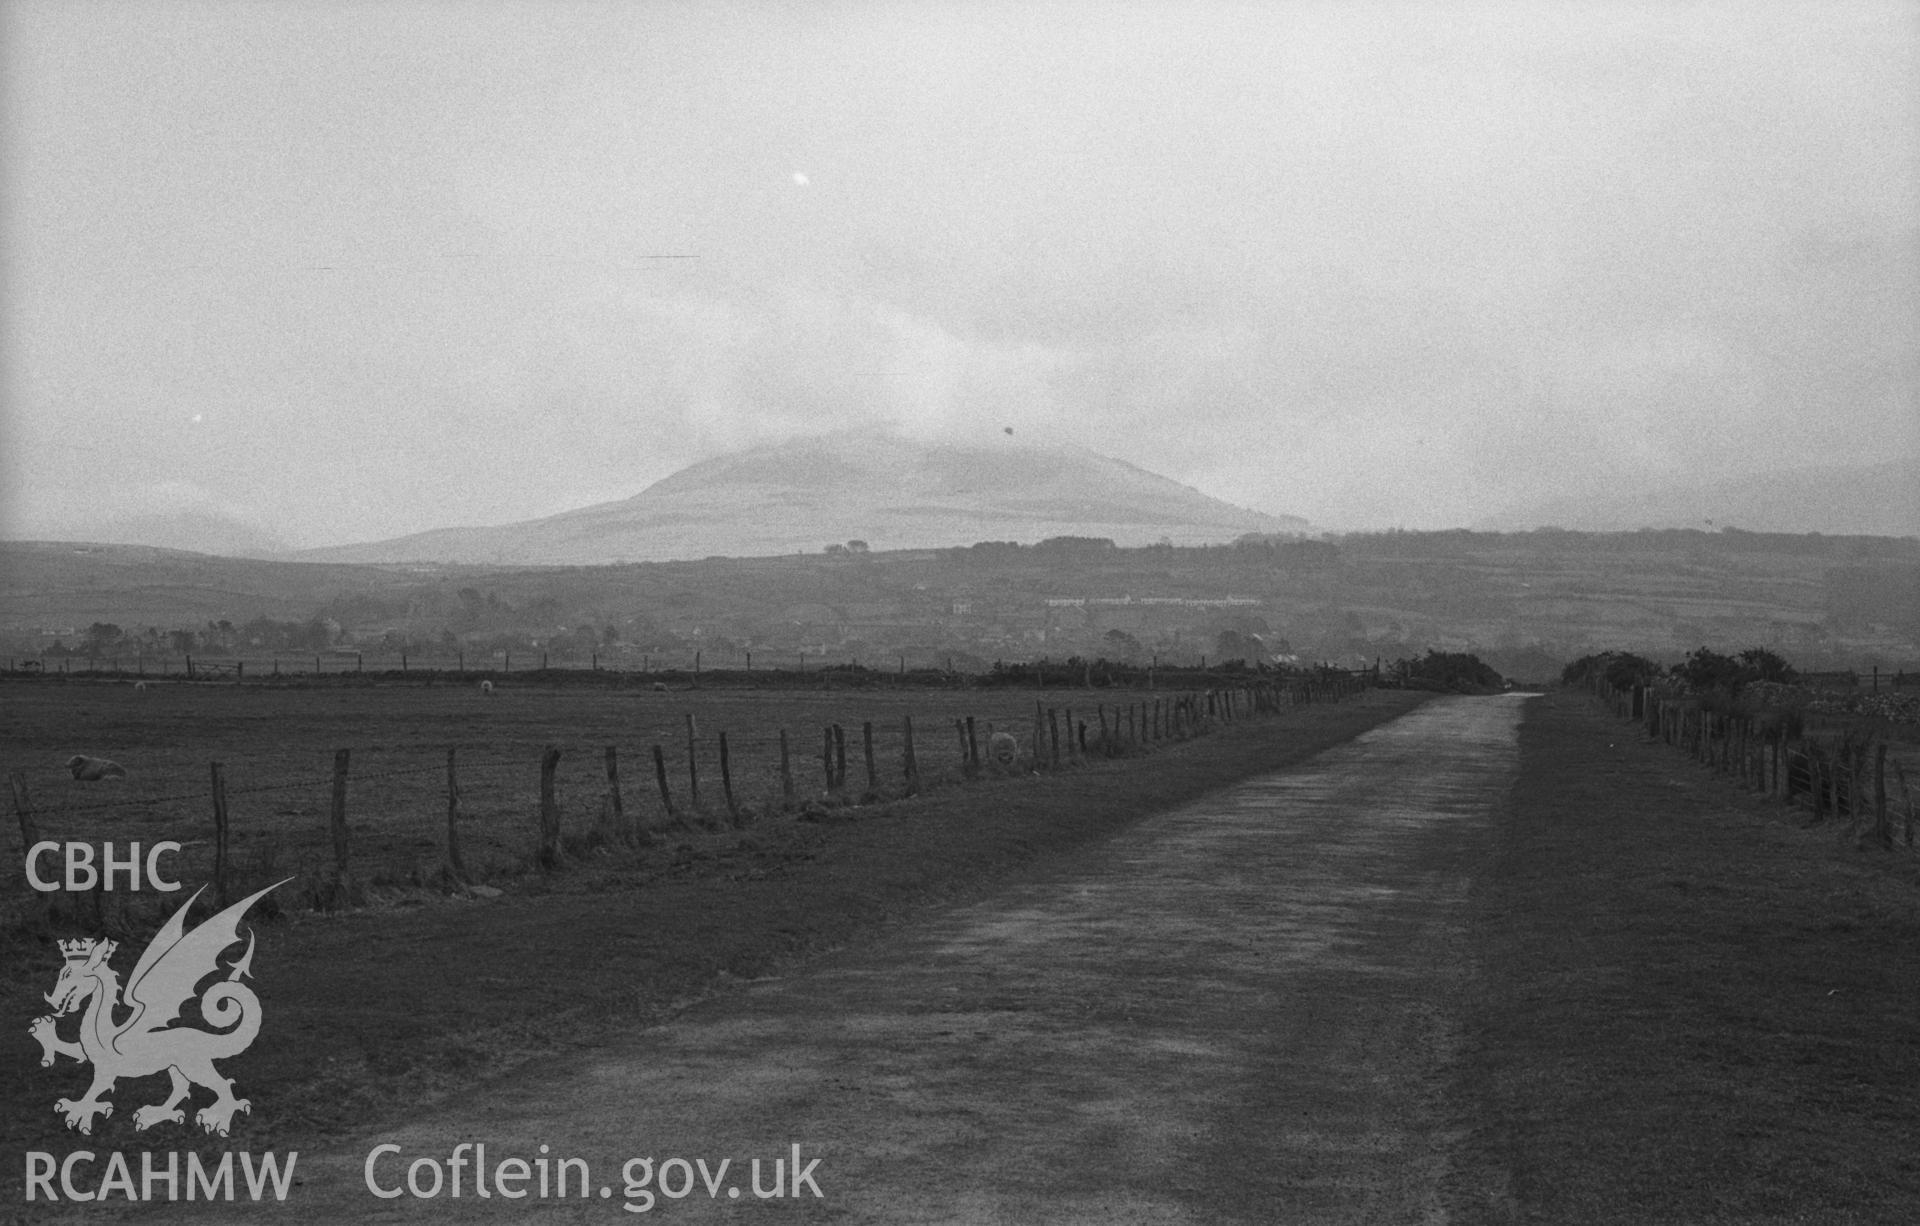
[3,1,1915,548]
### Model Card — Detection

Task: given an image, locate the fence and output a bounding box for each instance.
[1,654,1378,692]
[1583,675,1920,852]
[7,673,1371,922]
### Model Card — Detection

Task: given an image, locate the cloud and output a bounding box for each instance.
[2,1,1913,542]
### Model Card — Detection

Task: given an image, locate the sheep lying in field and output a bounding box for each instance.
[480,680,495,694]
[651,681,669,693]
[67,755,128,781]
[133,681,149,692]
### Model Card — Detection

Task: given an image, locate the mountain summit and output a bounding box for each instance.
[297,433,1309,565]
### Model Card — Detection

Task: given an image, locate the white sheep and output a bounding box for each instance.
[133,681,148,692]
[479,680,495,695]
[986,728,1019,767]
[651,681,669,692]
[67,755,128,781]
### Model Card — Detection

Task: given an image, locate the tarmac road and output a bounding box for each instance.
[108,694,1529,1224]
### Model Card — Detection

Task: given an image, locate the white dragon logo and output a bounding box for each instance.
[29,880,289,1137]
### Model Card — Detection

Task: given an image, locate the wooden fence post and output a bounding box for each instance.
[328,748,354,906]
[684,714,700,808]
[862,721,877,792]
[903,715,919,795]
[210,761,230,909]
[1845,744,1863,830]
[834,723,848,790]
[822,726,835,790]
[537,746,562,869]
[1895,762,1914,848]
[1049,708,1060,766]
[1096,705,1110,755]
[605,745,629,845]
[719,731,740,825]
[779,729,794,807]
[1064,707,1075,758]
[9,769,38,866]
[652,744,679,824]
[12,762,61,918]
[1874,744,1889,848]
[446,747,468,879]
[965,716,979,770]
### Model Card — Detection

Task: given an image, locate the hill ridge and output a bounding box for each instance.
[294,432,1310,565]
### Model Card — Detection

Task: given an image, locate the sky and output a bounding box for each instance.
[2,0,1915,549]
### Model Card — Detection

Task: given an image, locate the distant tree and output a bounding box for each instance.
[1670,646,1797,694]
[298,618,335,650]
[82,622,124,660]
[1561,651,1662,691]
[1035,536,1117,553]
[1214,629,1263,665]
[846,540,870,553]
[1391,650,1504,693]
[825,544,849,556]
[1735,647,1797,685]
[1102,629,1143,660]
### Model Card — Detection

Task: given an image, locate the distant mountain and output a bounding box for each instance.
[1478,458,1920,537]
[295,433,1312,565]
[0,540,394,630]
[13,509,291,558]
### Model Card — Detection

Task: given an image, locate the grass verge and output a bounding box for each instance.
[1449,690,1920,1224]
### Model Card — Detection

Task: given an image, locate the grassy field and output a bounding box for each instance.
[1450,690,1920,1223]
[2,676,1166,902]
[1,680,1424,1203]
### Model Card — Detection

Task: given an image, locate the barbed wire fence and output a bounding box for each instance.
[7,673,1371,923]
[1583,674,1920,854]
